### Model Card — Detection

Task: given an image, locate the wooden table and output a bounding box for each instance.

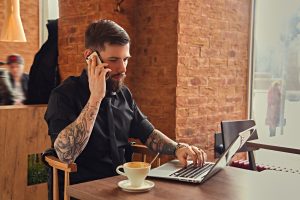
[67,167,300,200]
[246,135,300,154]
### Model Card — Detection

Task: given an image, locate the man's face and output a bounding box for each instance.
[98,43,131,92]
[8,63,24,79]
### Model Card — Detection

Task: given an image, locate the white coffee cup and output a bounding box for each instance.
[116,162,151,187]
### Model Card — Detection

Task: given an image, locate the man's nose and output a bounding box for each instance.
[117,60,126,73]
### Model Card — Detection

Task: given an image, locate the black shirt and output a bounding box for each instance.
[45,70,154,184]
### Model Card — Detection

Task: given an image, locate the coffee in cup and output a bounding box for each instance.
[116,162,150,187]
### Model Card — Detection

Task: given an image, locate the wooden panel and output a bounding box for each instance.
[0,105,51,200]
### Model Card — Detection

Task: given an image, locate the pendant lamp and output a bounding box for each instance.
[0,0,26,42]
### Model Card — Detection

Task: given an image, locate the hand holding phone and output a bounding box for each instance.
[86,51,110,80]
[86,51,111,100]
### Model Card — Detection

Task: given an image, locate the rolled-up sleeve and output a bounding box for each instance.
[129,101,155,144]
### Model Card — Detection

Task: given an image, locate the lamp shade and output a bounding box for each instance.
[0,0,26,42]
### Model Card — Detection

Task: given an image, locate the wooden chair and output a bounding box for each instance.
[43,143,160,200]
[131,144,161,166]
[221,119,259,170]
[44,155,77,200]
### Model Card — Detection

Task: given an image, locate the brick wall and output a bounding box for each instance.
[133,0,178,138]
[176,0,251,160]
[0,0,39,73]
[58,0,252,160]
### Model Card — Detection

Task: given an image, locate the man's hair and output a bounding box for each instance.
[85,19,130,50]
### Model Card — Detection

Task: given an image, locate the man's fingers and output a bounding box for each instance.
[195,146,204,166]
[178,153,188,167]
[185,146,197,164]
[94,63,109,76]
[91,55,97,74]
[94,65,102,76]
[87,58,92,77]
[87,55,109,77]
[190,146,200,166]
[191,146,206,167]
[198,149,205,166]
[203,150,207,162]
[176,145,207,168]
[101,68,111,79]
[87,56,97,77]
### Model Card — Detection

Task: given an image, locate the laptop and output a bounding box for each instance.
[148,127,256,184]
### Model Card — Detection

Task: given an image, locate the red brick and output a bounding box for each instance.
[201,47,220,58]
[176,96,188,106]
[199,86,218,97]
[188,97,206,105]
[199,58,210,68]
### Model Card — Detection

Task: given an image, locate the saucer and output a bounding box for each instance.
[118,180,155,192]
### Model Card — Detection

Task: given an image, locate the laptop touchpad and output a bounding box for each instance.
[152,160,183,171]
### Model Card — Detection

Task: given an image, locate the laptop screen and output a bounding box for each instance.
[202,127,256,182]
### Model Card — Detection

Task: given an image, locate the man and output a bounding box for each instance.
[45,19,206,199]
[0,54,29,105]
[0,64,12,105]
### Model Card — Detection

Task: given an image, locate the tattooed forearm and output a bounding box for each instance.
[145,129,177,155]
[54,99,101,164]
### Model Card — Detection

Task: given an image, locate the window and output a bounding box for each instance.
[39,0,59,46]
[250,0,300,170]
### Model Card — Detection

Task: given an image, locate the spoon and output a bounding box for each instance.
[149,153,160,166]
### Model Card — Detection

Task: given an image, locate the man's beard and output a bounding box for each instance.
[106,73,126,93]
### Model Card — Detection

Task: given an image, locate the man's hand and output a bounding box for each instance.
[175,144,207,167]
[87,55,111,100]
[145,129,207,167]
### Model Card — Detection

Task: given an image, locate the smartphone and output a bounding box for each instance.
[86,51,110,79]
[86,51,102,65]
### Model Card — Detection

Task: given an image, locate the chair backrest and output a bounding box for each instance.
[221,119,258,170]
[221,119,258,152]
[42,143,161,200]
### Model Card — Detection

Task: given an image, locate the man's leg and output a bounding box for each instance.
[269,127,276,137]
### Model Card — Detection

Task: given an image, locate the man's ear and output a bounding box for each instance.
[84,49,93,59]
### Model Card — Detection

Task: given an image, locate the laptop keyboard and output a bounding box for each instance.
[169,163,214,179]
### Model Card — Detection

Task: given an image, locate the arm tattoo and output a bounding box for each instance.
[54,100,101,164]
[145,129,177,155]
